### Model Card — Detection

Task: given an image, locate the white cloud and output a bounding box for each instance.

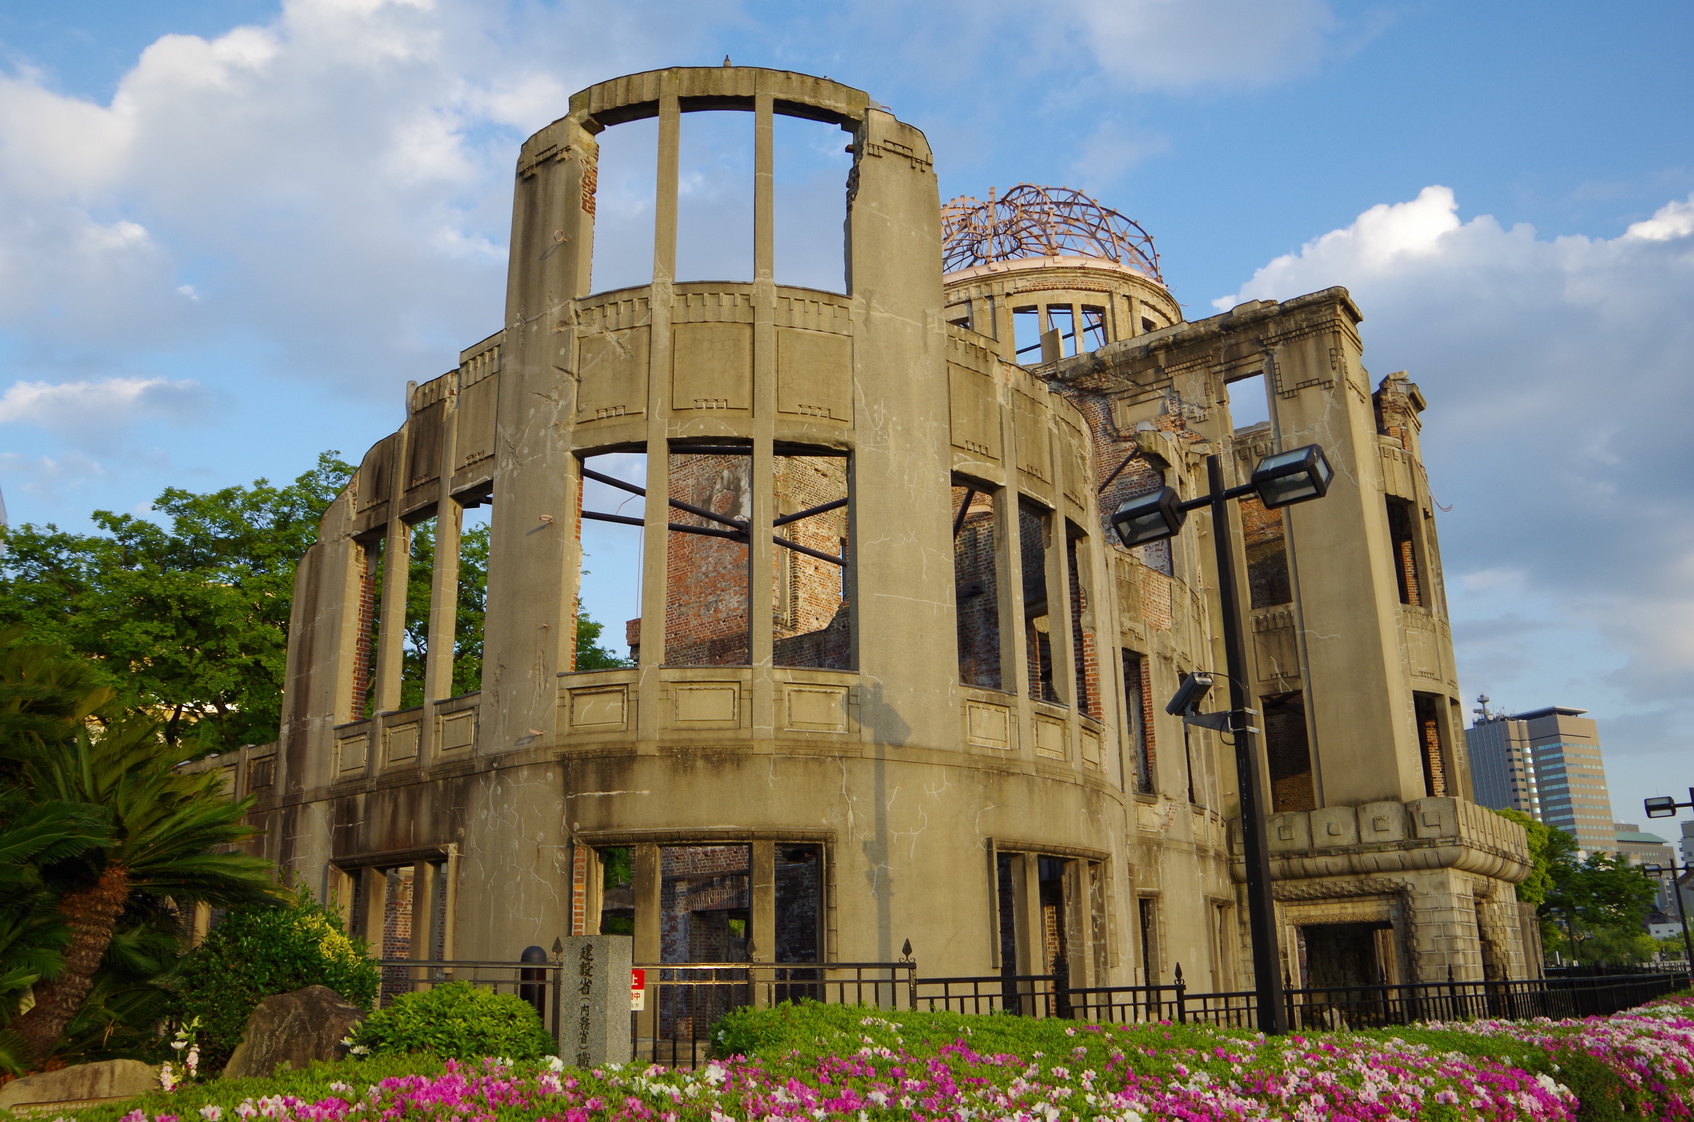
[0,376,213,436]
[1626,194,1694,242]
[1215,184,1694,764]
[0,0,721,393]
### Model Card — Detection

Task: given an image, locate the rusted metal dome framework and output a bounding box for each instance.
[941,184,1162,282]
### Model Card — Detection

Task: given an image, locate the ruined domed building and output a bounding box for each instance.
[231,66,1537,1036]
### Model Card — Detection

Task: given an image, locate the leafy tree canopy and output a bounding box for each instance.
[0,453,354,753]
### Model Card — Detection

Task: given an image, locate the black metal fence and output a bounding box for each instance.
[377,956,1689,1067]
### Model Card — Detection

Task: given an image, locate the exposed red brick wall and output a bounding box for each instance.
[1262,692,1315,812]
[351,540,380,718]
[953,486,1001,689]
[1415,692,1447,797]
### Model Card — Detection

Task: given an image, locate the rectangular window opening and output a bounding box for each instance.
[676,110,754,284]
[666,445,751,666]
[774,845,823,964]
[1020,502,1060,704]
[953,482,1002,690]
[1415,691,1448,797]
[577,451,645,668]
[1066,524,1096,716]
[773,451,852,669]
[1387,498,1423,606]
[1013,307,1042,364]
[1124,650,1153,794]
[1227,371,1270,431]
[773,113,850,292]
[1263,692,1316,812]
[1242,496,1291,609]
[355,535,384,719]
[1081,305,1108,350]
[1046,305,1077,358]
[1138,896,1160,984]
[589,116,659,295]
[450,500,490,697]
[399,513,436,710]
[598,846,634,936]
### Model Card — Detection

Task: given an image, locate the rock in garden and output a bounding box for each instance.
[222,985,363,1079]
[0,1059,157,1111]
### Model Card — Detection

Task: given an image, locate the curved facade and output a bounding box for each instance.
[241,65,1534,1011]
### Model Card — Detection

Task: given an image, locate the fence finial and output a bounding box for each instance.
[1173,962,1183,984]
[901,939,914,963]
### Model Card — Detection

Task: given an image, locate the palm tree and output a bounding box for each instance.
[7,714,285,1068]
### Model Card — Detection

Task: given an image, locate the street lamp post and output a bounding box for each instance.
[1111,442,1334,1035]
[1643,789,1694,982]
[1641,858,1694,981]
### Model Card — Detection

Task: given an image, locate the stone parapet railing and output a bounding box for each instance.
[1237,796,1531,884]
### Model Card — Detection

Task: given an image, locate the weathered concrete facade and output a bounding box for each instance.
[235,66,1533,1002]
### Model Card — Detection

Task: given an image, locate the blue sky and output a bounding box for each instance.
[2,0,1692,836]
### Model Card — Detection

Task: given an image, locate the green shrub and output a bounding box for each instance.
[351,981,555,1060]
[172,889,377,1070]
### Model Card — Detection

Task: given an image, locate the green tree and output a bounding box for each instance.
[0,453,355,752]
[1493,807,1566,906]
[3,705,284,1071]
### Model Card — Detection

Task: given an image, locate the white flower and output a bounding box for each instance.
[200,1106,223,1120]
[544,1055,565,1073]
[702,1063,727,1086]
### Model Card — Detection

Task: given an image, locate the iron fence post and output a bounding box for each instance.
[1174,963,1187,1024]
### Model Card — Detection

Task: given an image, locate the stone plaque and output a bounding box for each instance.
[786,685,847,732]
[560,935,633,1067]
[1034,716,1066,760]
[385,722,420,763]
[440,711,475,751]
[673,683,739,724]
[965,702,1011,751]
[570,686,628,729]
[339,734,368,773]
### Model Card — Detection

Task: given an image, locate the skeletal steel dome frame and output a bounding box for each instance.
[941,183,1163,281]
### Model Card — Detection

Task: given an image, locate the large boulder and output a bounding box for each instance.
[221,985,363,1079]
[0,1059,156,1111]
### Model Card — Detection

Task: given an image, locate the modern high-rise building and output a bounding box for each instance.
[1468,703,1613,854]
[1466,697,1537,816]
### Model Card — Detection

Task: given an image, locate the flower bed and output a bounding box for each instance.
[37,993,1694,1122]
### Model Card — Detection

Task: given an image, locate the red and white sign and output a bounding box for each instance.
[629,968,646,1011]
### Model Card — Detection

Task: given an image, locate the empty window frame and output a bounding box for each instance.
[772,450,852,669]
[675,108,755,284]
[1020,501,1061,704]
[598,846,634,936]
[1386,498,1424,607]
[576,451,646,667]
[451,499,491,697]
[772,112,851,292]
[1098,452,1174,576]
[1047,305,1077,358]
[1262,692,1316,812]
[1124,650,1153,794]
[665,444,753,665]
[1137,896,1160,984]
[398,512,436,710]
[1227,371,1270,431]
[1012,307,1042,364]
[1414,691,1449,797]
[953,481,1002,690]
[1242,497,1292,609]
[588,115,659,294]
[773,845,823,963]
[353,534,385,719]
[1066,523,1097,716]
[660,843,752,965]
[1080,305,1108,350]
